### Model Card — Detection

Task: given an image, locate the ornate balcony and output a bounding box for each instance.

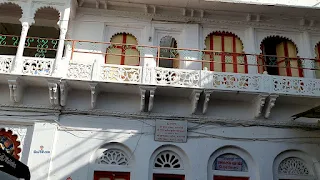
[0,34,319,99]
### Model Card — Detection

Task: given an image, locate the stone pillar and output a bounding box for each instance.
[244,27,259,74]
[13,21,30,73]
[55,27,68,61]
[300,32,315,78]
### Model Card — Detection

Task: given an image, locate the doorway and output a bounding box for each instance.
[94,171,130,180]
[153,174,184,180]
[214,176,249,180]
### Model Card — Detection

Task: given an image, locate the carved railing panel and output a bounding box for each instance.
[0,55,14,73]
[22,58,53,76]
[271,76,320,96]
[100,64,142,84]
[153,67,201,88]
[67,62,93,80]
[207,71,264,92]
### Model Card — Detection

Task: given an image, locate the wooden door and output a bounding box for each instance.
[94,171,130,180]
[214,175,249,180]
[153,174,185,180]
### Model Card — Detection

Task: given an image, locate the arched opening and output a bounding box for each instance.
[259,36,303,77]
[314,43,320,78]
[208,146,257,180]
[105,33,140,66]
[0,128,21,160]
[203,32,247,73]
[273,151,317,180]
[153,150,185,180]
[0,3,22,56]
[24,7,60,58]
[159,36,179,68]
[92,143,132,180]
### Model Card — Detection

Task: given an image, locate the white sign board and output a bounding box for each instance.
[155,120,187,143]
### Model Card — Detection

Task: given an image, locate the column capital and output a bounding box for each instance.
[19,18,34,26]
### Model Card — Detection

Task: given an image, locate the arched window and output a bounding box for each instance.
[96,149,129,166]
[92,143,132,180]
[259,36,303,77]
[150,147,187,180]
[203,32,247,73]
[314,43,320,78]
[273,151,317,180]
[159,36,179,68]
[154,150,183,169]
[0,128,21,159]
[105,33,140,66]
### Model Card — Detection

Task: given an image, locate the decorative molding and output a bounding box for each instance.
[202,90,213,114]
[253,93,268,118]
[89,83,99,109]
[47,79,60,106]
[189,89,202,114]
[60,80,69,106]
[7,77,24,103]
[78,7,320,32]
[264,94,278,119]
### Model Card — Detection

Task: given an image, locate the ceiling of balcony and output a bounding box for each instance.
[78,0,320,18]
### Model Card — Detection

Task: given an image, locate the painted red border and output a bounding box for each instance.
[214,175,249,180]
[0,128,21,159]
[153,173,185,180]
[94,171,130,180]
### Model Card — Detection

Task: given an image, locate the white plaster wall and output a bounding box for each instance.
[28,116,320,180]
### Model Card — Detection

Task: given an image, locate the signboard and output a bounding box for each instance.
[215,157,244,171]
[155,120,187,143]
[0,148,30,180]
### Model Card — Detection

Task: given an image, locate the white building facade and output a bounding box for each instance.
[0,0,320,180]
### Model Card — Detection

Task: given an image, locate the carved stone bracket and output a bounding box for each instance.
[189,89,203,114]
[139,86,157,112]
[48,80,60,106]
[89,83,100,109]
[264,94,279,119]
[203,90,214,114]
[253,93,269,118]
[60,80,69,106]
[7,77,24,103]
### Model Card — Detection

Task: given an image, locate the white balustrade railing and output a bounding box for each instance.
[148,67,201,88]
[270,76,320,96]
[22,57,54,76]
[99,64,142,84]
[0,55,14,73]
[0,55,319,97]
[202,71,265,93]
[66,62,93,80]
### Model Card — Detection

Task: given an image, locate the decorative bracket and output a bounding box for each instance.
[89,83,100,109]
[139,86,157,112]
[189,89,202,114]
[148,87,156,112]
[48,80,60,106]
[253,93,269,118]
[7,77,24,103]
[264,94,279,119]
[60,80,69,106]
[202,90,214,114]
[139,87,146,112]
